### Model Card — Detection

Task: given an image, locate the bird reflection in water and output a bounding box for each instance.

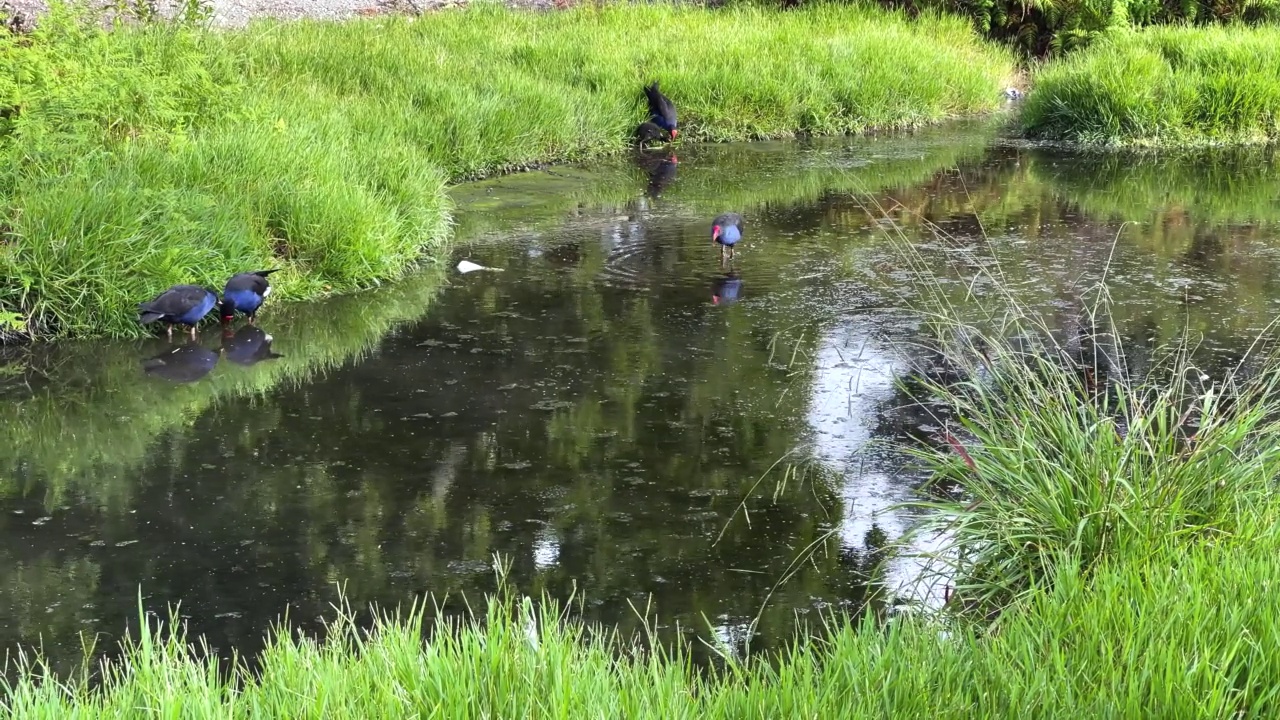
[141,341,221,384]
[711,271,743,306]
[635,150,678,198]
[221,325,284,367]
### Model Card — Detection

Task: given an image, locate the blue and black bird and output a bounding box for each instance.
[138,285,219,340]
[641,81,678,142]
[220,269,279,325]
[711,212,743,261]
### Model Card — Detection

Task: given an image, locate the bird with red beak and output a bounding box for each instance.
[711,212,743,261]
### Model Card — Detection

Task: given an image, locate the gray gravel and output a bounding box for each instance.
[1,0,540,29]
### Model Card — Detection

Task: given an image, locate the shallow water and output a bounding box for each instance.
[2,121,1279,671]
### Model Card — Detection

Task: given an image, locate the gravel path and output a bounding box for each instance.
[3,0,550,29]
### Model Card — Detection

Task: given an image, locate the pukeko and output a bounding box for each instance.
[138,285,219,340]
[220,269,279,325]
[221,325,284,367]
[642,81,678,141]
[635,121,671,148]
[711,212,743,261]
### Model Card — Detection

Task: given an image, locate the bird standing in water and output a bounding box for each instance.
[221,269,280,325]
[641,81,678,142]
[711,212,743,262]
[138,285,219,340]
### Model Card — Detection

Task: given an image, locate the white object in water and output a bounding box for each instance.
[456,260,500,274]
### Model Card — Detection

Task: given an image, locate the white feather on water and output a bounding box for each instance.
[457,260,501,274]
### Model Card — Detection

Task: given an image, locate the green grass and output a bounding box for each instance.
[0,1,1014,340]
[5,521,1280,717]
[1020,25,1280,146]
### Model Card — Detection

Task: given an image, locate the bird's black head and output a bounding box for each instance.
[220,298,236,324]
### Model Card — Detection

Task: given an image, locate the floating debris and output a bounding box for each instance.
[457,260,502,274]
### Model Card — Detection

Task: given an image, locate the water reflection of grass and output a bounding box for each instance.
[1032,147,1280,225]
[0,266,447,508]
[451,124,997,239]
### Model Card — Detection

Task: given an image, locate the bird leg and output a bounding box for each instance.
[189,325,198,341]
[166,324,174,342]
[248,315,256,326]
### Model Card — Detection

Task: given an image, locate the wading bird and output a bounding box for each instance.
[220,269,279,325]
[138,285,219,340]
[641,81,678,142]
[711,212,743,261]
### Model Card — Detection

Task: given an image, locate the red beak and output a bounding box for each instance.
[712,296,720,305]
[671,129,678,139]
[712,225,721,244]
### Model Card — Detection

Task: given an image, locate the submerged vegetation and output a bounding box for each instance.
[1021,25,1280,146]
[0,1,1013,340]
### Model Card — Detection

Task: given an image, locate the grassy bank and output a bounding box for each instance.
[1021,25,1280,146]
[0,2,1013,340]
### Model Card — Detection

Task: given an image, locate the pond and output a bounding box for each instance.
[1,121,1278,673]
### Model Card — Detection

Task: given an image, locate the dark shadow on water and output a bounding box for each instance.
[221,325,284,367]
[3,121,1280,676]
[141,342,222,384]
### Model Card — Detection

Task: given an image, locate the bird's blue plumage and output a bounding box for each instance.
[224,288,264,315]
[174,291,218,325]
[717,224,741,246]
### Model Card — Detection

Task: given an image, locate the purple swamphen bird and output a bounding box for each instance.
[711,212,743,261]
[641,81,678,142]
[138,285,219,340]
[220,269,280,325]
[635,121,671,148]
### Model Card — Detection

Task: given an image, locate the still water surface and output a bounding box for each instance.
[2,122,1278,670]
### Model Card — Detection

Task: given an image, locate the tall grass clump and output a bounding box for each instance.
[887,224,1280,613]
[0,2,1014,341]
[1020,25,1280,146]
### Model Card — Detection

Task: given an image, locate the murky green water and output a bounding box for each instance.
[2,121,1278,671]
